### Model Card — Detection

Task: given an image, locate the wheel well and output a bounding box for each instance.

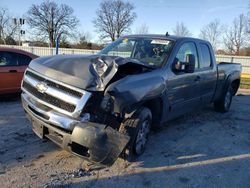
[143,98,163,127]
[231,79,240,95]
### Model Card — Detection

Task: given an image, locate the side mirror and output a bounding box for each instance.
[172,58,185,72]
[185,54,195,73]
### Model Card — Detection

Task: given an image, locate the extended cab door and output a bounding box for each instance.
[197,43,217,104]
[166,41,202,120]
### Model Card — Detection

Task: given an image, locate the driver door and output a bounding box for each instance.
[166,42,202,120]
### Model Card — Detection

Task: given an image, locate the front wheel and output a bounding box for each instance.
[214,86,233,112]
[119,107,152,158]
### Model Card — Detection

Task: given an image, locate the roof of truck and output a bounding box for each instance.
[122,34,208,43]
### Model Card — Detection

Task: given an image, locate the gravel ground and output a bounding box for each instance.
[0,90,250,188]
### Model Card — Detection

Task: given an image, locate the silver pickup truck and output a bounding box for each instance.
[21,35,241,165]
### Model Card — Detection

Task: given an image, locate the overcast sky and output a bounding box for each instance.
[0,0,248,42]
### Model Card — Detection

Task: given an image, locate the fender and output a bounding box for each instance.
[105,70,166,116]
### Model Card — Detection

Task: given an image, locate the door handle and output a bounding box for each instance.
[194,75,201,81]
[9,70,17,73]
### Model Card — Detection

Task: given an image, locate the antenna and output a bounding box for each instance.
[165,32,169,36]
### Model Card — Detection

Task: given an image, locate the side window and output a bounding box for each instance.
[16,53,32,66]
[200,44,212,68]
[0,52,18,67]
[175,42,199,69]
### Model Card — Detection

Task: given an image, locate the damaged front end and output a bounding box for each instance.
[22,91,129,166]
[21,53,164,165]
[70,123,129,165]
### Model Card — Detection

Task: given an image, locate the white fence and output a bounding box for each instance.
[0,44,99,56]
[1,44,250,73]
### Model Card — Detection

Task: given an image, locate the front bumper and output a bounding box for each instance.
[21,93,129,166]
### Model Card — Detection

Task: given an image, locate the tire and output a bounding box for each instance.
[119,107,152,158]
[214,86,233,112]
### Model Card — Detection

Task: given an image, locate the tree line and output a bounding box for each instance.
[0,0,249,55]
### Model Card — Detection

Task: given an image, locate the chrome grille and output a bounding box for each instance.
[21,69,91,118]
[25,71,83,98]
[22,81,76,112]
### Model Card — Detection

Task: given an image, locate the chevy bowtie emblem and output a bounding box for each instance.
[36,82,48,93]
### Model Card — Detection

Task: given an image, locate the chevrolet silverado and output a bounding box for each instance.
[21,35,241,165]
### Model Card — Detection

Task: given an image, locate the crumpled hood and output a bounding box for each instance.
[29,54,121,91]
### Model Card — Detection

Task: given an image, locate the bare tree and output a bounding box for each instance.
[74,31,93,49]
[79,31,92,43]
[199,19,223,50]
[93,0,136,41]
[26,0,79,47]
[172,22,192,37]
[247,4,250,34]
[224,14,248,55]
[0,7,18,44]
[134,24,149,34]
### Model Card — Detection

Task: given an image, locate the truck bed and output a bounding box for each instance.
[213,62,241,101]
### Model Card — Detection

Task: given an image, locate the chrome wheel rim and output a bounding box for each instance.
[135,119,151,155]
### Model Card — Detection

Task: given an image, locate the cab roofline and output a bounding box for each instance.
[121,34,206,43]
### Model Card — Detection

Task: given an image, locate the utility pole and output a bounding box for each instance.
[55,32,61,55]
[13,18,25,46]
[55,34,59,55]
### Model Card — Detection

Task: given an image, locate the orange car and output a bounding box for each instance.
[0,47,38,94]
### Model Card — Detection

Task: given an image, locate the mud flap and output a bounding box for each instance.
[71,122,130,166]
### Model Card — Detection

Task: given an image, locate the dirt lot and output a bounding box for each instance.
[0,91,250,188]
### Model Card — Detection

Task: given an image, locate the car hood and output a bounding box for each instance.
[28,54,151,91]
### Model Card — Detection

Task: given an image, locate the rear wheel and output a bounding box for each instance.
[119,107,152,158]
[214,86,233,112]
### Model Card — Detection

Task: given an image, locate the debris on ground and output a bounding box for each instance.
[72,168,95,178]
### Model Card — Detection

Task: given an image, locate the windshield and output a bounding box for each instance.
[100,37,174,67]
